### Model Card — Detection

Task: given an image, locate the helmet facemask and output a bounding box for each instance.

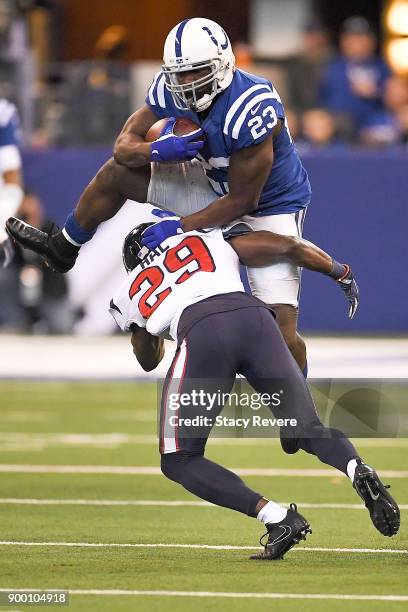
[163,58,226,112]
[122,222,153,273]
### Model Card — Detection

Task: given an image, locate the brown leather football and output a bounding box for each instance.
[145,117,203,142]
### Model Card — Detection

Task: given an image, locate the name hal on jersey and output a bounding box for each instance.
[139,244,169,269]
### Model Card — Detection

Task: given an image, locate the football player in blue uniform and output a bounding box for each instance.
[115,18,314,372]
[5,18,358,363]
[131,18,313,373]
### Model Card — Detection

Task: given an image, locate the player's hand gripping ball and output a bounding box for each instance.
[147,117,204,163]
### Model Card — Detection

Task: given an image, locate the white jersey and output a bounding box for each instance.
[109,227,244,340]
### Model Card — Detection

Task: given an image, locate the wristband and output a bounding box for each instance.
[63,212,96,247]
[328,259,347,280]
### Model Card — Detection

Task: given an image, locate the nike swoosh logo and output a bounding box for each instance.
[366,482,380,501]
[109,299,122,315]
[270,524,291,545]
[250,103,261,115]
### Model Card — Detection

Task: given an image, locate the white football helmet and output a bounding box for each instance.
[162,18,235,112]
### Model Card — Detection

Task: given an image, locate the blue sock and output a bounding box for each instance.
[62,212,96,247]
[302,361,308,378]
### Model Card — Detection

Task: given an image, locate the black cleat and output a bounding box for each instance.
[250,503,312,560]
[336,264,359,320]
[6,217,79,273]
[353,460,400,537]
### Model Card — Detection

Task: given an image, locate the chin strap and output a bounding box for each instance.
[195,93,213,112]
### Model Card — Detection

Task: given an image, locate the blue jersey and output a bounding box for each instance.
[0,99,20,147]
[146,69,311,216]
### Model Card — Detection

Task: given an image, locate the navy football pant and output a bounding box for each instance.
[160,306,359,517]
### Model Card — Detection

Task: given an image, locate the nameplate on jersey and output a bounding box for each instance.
[139,244,169,269]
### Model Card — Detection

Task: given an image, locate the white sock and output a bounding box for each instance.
[347,459,358,481]
[257,500,287,525]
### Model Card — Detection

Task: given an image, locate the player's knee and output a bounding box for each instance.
[270,304,297,339]
[160,452,188,483]
[294,333,306,357]
[301,423,344,440]
[276,317,306,370]
[276,313,304,356]
[325,426,346,439]
[280,427,300,454]
[161,448,205,483]
[284,335,301,355]
[278,322,300,354]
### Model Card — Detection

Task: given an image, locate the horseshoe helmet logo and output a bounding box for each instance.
[202,26,229,50]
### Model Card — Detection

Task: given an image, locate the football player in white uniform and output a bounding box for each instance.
[108,215,399,560]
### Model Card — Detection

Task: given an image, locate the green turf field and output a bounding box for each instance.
[0,381,407,611]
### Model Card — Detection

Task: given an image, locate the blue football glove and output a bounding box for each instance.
[141,218,184,250]
[150,208,178,219]
[150,117,204,163]
[337,265,359,319]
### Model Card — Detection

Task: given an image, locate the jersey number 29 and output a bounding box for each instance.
[129,236,216,318]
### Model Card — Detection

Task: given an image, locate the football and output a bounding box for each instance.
[145,117,203,142]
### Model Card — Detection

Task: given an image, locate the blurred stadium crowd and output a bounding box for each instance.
[278,16,408,148]
[0,0,407,333]
[1,1,408,148]
[237,15,408,149]
[0,2,406,148]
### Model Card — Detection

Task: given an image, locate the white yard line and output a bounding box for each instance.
[0,433,158,446]
[0,433,407,449]
[0,464,407,477]
[0,541,406,555]
[0,498,214,507]
[103,413,156,422]
[0,443,49,451]
[0,412,55,422]
[0,498,406,510]
[0,588,407,602]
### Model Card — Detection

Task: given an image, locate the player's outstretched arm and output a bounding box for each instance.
[229,230,359,319]
[130,325,165,371]
[229,230,332,271]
